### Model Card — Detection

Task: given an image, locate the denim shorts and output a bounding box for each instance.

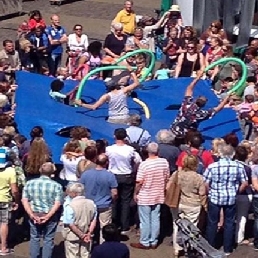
[0,202,12,223]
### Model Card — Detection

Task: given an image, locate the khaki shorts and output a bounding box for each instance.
[107,117,129,125]
[0,202,12,224]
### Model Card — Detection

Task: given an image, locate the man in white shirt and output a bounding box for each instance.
[106,128,141,234]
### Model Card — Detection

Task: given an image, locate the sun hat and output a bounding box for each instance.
[169,5,180,12]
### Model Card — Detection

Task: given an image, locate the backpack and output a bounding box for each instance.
[185,148,205,175]
[127,129,145,155]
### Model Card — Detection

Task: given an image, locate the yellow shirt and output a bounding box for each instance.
[113,9,136,35]
[0,167,16,202]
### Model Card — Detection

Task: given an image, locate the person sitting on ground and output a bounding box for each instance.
[170,70,230,137]
[154,63,173,80]
[91,223,130,258]
[28,10,46,31]
[49,79,78,105]
[134,54,152,81]
[75,66,140,124]
[213,77,234,100]
[243,76,256,97]
[125,27,149,52]
[235,95,254,140]
[0,59,8,83]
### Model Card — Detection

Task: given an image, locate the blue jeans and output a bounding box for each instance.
[206,201,236,253]
[138,204,161,246]
[29,217,58,258]
[253,197,258,248]
[49,53,62,76]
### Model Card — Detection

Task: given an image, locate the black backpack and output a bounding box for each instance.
[185,148,205,175]
[127,129,145,154]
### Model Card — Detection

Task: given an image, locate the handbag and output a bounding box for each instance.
[164,171,181,208]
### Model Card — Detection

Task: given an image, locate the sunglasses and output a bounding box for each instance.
[187,46,194,49]
[75,28,82,31]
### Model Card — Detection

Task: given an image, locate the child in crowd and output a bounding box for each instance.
[235,95,255,140]
[134,54,152,81]
[154,63,172,80]
[49,80,78,106]
[213,77,234,99]
[28,10,46,31]
[56,67,72,81]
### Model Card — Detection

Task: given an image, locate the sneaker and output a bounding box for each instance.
[0,249,14,256]
[254,246,258,251]
[120,229,130,235]
[225,253,232,256]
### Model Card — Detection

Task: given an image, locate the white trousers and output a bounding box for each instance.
[235,194,253,243]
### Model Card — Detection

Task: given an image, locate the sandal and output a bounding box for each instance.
[0,249,14,256]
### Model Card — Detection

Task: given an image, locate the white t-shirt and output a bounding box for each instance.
[106,144,142,175]
[68,33,89,52]
[60,154,85,181]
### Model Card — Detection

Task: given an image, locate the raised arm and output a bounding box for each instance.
[123,71,140,94]
[145,11,170,31]
[213,94,230,113]
[75,93,109,110]
[184,70,204,97]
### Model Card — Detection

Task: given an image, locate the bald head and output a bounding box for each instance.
[250,40,258,48]
[51,15,60,26]
[96,154,109,167]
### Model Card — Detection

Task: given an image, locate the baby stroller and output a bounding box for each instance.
[175,216,226,258]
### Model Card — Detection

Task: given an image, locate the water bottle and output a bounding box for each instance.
[155,46,163,61]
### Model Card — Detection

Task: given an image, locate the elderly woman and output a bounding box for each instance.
[167,154,206,257]
[156,129,180,174]
[125,27,149,52]
[104,23,127,59]
[126,114,151,148]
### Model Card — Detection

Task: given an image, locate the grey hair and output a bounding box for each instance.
[218,144,235,159]
[146,142,159,155]
[111,22,123,31]
[129,114,141,126]
[67,182,85,196]
[156,129,175,144]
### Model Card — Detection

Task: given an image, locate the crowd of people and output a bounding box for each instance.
[1,0,258,257]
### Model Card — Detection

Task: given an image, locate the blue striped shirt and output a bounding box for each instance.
[22,175,63,213]
[0,147,7,168]
[203,158,248,205]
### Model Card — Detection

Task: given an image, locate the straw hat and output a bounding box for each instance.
[169,5,180,12]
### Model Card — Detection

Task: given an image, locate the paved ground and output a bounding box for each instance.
[0,0,257,257]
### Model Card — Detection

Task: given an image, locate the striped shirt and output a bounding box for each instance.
[108,90,129,120]
[22,175,63,213]
[203,158,248,205]
[0,147,7,168]
[136,157,169,205]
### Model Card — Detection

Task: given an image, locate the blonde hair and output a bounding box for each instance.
[182,154,198,171]
[239,140,252,154]
[211,138,225,155]
[3,126,16,136]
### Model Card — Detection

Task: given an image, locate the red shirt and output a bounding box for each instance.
[28,18,46,30]
[176,148,214,169]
